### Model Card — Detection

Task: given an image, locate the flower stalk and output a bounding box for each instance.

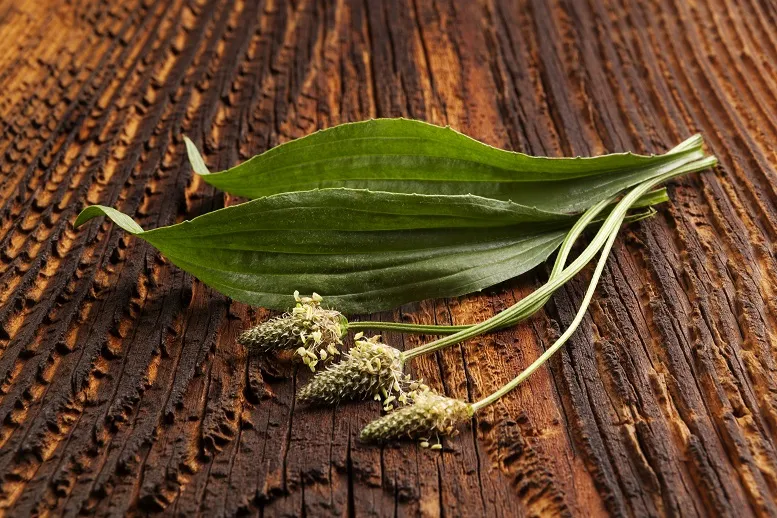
[402,156,715,360]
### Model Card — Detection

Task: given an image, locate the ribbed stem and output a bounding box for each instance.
[402,156,716,360]
[344,186,676,337]
[347,194,609,336]
[346,321,470,334]
[471,210,622,411]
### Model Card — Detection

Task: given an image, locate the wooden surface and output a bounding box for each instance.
[1,0,776,516]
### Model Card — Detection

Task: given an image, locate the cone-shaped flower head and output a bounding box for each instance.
[297,334,421,408]
[359,390,473,443]
[238,291,346,370]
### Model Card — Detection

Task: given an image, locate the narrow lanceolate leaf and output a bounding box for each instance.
[74,188,663,314]
[185,119,704,213]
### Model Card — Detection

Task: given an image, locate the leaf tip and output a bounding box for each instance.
[74,205,145,235]
[184,135,211,176]
[73,207,94,229]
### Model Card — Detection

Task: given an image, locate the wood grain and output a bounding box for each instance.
[0,0,776,515]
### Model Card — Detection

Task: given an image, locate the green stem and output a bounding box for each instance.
[402,156,715,361]
[345,191,670,336]
[471,210,622,412]
[346,321,471,334]
[347,195,615,336]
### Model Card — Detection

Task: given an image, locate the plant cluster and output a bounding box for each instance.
[75,119,716,446]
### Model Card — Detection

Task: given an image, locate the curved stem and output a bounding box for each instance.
[347,195,612,336]
[346,321,471,334]
[344,191,669,336]
[471,211,622,412]
[402,156,715,361]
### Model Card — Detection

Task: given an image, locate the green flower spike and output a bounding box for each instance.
[296,334,426,409]
[359,389,473,443]
[238,291,346,370]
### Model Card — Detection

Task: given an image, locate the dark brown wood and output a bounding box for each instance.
[1,0,776,515]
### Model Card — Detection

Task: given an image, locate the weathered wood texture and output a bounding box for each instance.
[0,0,776,515]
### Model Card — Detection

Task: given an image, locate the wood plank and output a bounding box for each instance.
[0,0,776,515]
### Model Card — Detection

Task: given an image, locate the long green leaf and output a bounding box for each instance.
[75,188,663,314]
[186,119,703,213]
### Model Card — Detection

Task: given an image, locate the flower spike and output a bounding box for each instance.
[296,335,423,408]
[238,292,346,370]
[359,390,473,443]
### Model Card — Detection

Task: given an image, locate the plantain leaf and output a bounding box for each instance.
[185,119,704,213]
[75,188,665,314]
